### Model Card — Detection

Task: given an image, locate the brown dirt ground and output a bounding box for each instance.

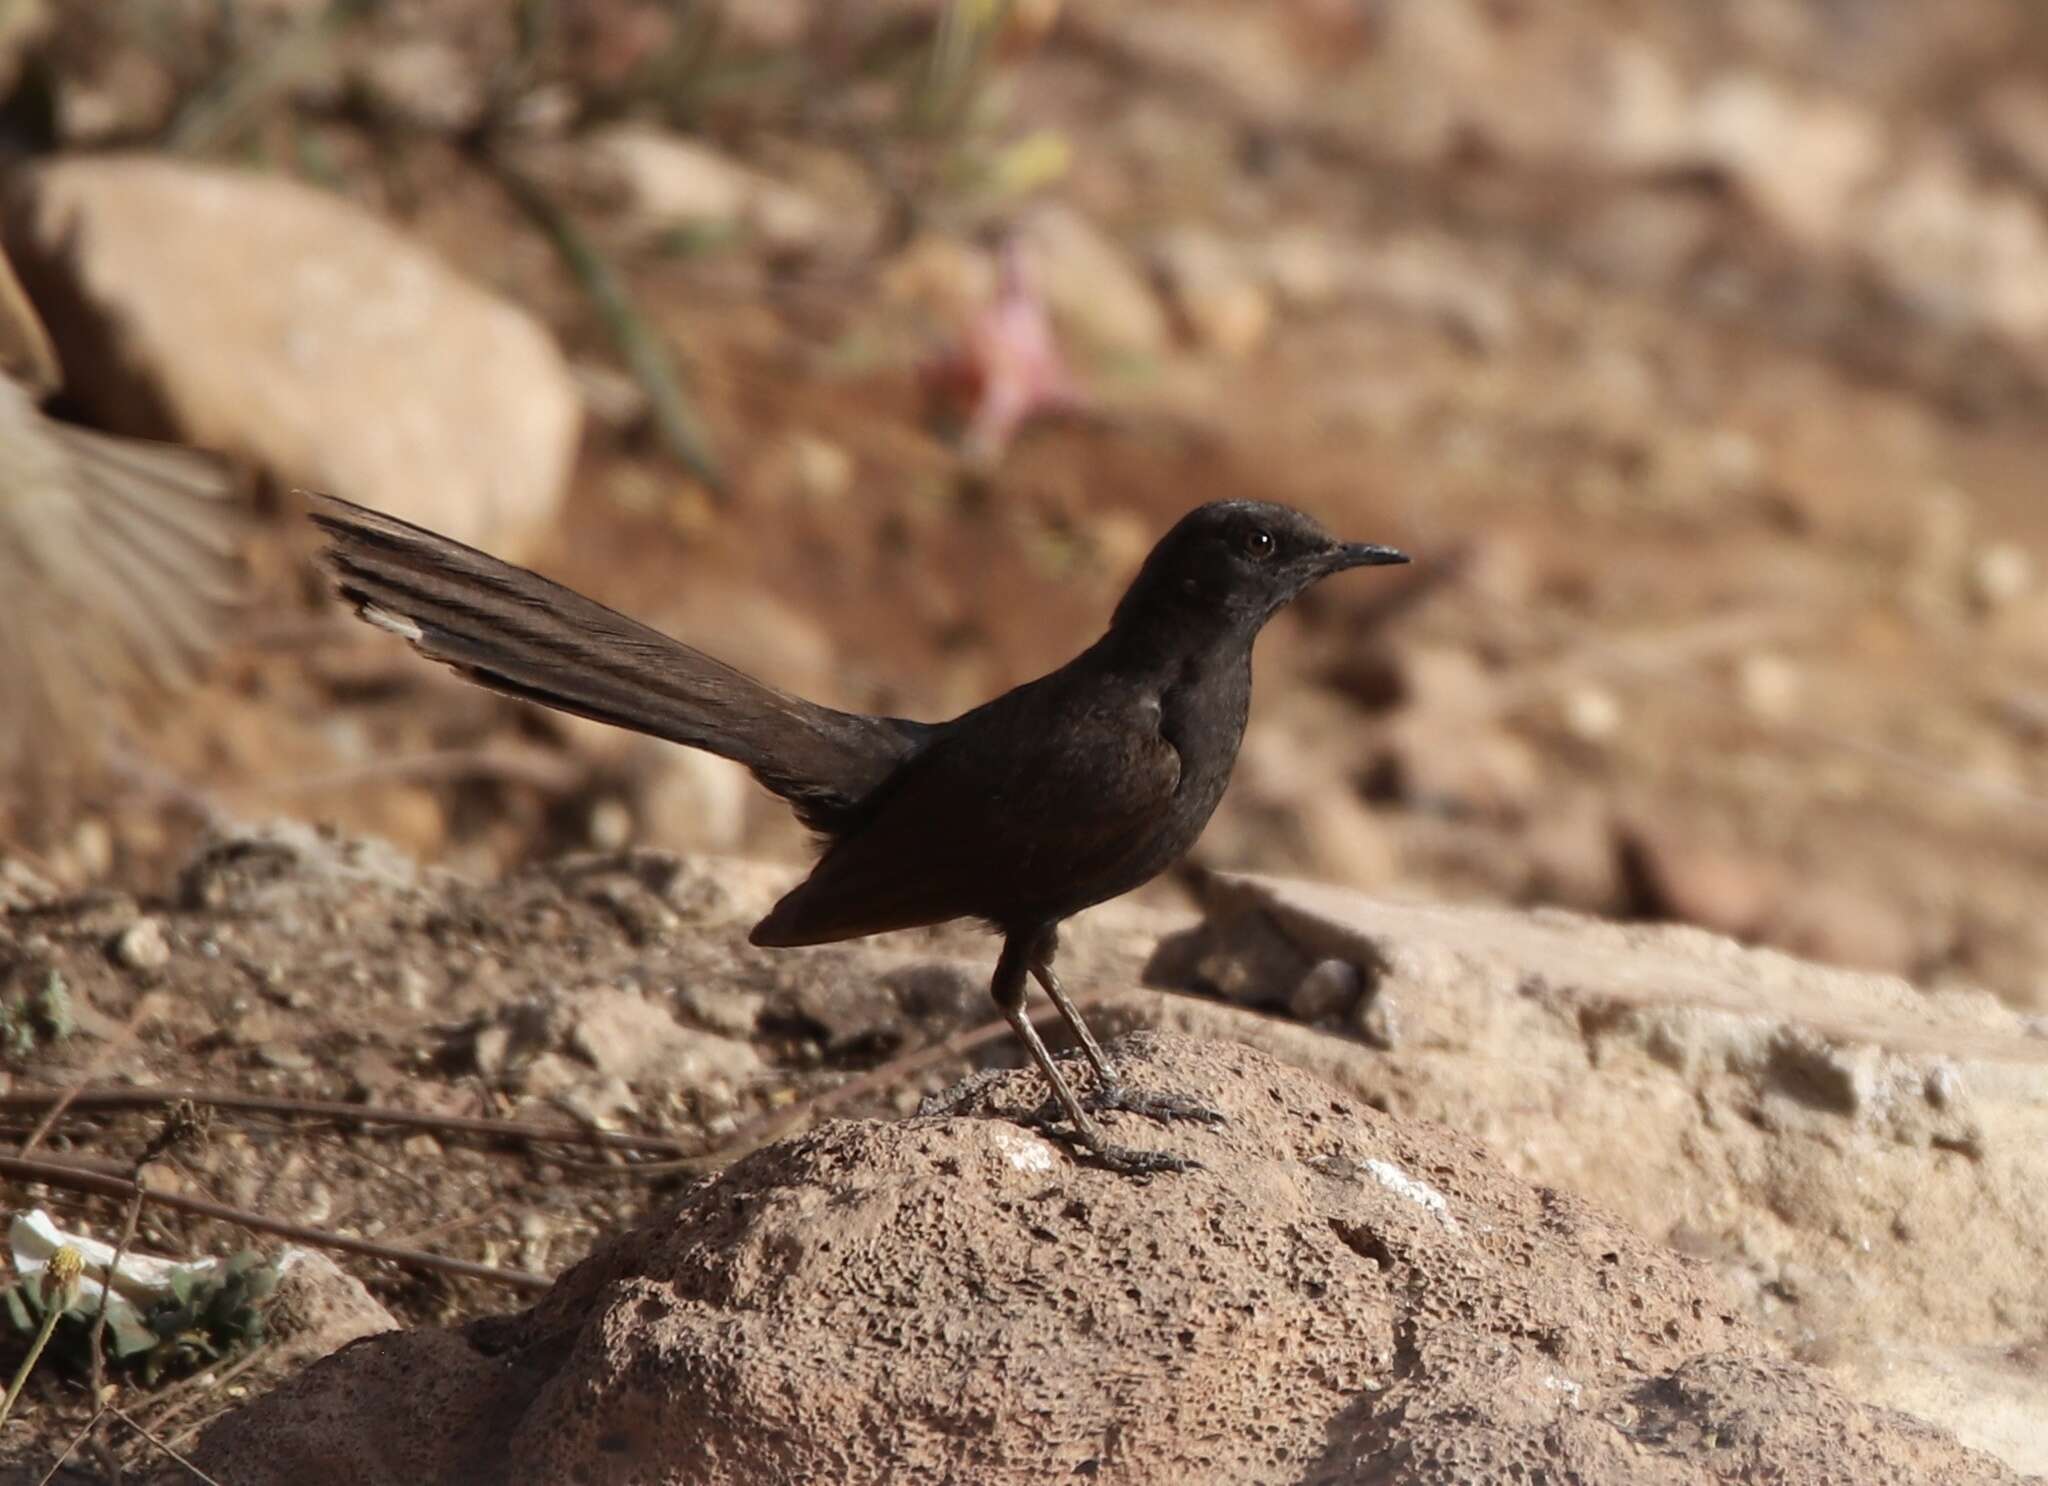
[9,0,2048,1475]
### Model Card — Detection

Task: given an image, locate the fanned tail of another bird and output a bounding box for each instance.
[47,420,246,687]
[0,389,245,783]
[306,491,929,831]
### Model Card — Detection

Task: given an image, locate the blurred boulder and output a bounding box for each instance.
[1860,155,2048,343]
[1203,696,1398,890]
[1347,234,1520,350]
[1518,789,1624,914]
[1763,879,1923,977]
[574,126,834,254]
[6,156,581,559]
[1686,73,1887,250]
[1150,227,1273,358]
[352,37,489,135]
[1620,821,1775,939]
[1015,204,1171,360]
[1979,80,2048,196]
[1365,646,1541,819]
[1622,822,1924,976]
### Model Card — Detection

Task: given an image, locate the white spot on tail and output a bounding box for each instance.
[360,603,424,642]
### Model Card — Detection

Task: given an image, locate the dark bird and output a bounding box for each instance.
[308,493,1408,1171]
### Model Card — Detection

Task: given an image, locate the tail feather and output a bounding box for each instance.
[0,396,245,785]
[55,423,248,587]
[306,492,928,830]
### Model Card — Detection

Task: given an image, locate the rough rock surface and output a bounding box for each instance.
[192,1033,2020,1486]
[1137,874,2048,1472]
[4,156,580,557]
[266,1247,400,1370]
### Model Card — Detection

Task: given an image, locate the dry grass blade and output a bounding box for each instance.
[163,0,372,155]
[486,151,728,498]
[33,1403,107,1486]
[133,1343,271,1448]
[108,1403,226,1486]
[87,1105,209,1403]
[17,996,158,1158]
[0,1084,695,1157]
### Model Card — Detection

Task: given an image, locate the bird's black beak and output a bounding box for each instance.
[1322,542,1410,573]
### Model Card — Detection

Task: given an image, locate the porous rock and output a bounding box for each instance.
[192,1034,2020,1485]
[1136,874,2048,1472]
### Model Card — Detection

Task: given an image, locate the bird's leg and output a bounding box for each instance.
[1028,930,1225,1129]
[1024,927,1116,1086]
[991,935,1195,1175]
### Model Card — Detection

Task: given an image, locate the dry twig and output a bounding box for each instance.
[108,1403,226,1486]
[1,1152,550,1293]
[33,1403,107,1486]
[0,1084,694,1157]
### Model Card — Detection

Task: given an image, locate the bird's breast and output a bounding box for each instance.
[1156,655,1251,813]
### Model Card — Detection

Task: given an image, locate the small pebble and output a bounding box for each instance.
[1561,685,1622,742]
[1290,959,1364,1023]
[790,433,853,506]
[1737,653,1801,721]
[1970,542,2034,610]
[112,917,171,972]
[1924,1063,1962,1109]
[1357,989,1401,1051]
[587,798,634,852]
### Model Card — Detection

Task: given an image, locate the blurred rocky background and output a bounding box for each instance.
[5,0,2048,1478]
[8,0,2048,1008]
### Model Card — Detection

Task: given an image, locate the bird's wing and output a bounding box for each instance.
[0,380,243,780]
[749,683,1183,945]
[0,246,61,397]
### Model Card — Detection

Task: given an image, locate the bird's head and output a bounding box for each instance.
[1111,500,1408,637]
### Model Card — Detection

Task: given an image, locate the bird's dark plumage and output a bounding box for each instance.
[309,492,1408,1171]
[308,495,931,832]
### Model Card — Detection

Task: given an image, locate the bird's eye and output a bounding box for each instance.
[1241,528,1276,560]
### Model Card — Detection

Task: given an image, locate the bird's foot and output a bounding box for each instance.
[1084,1081,1227,1128]
[1019,1111,1200,1175]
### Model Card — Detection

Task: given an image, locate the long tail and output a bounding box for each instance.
[306,492,928,831]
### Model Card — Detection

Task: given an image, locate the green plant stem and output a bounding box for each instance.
[486,152,728,498]
[0,1294,63,1429]
[164,0,374,155]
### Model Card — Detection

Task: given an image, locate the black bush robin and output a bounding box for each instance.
[309,493,1408,1172]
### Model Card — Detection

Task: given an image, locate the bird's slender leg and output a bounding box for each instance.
[1024,925,1116,1086]
[1028,927,1225,1128]
[991,934,1194,1174]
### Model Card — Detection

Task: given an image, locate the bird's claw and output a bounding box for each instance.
[1018,1109,1202,1175]
[1081,1141,1200,1176]
[1085,1081,1226,1127]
